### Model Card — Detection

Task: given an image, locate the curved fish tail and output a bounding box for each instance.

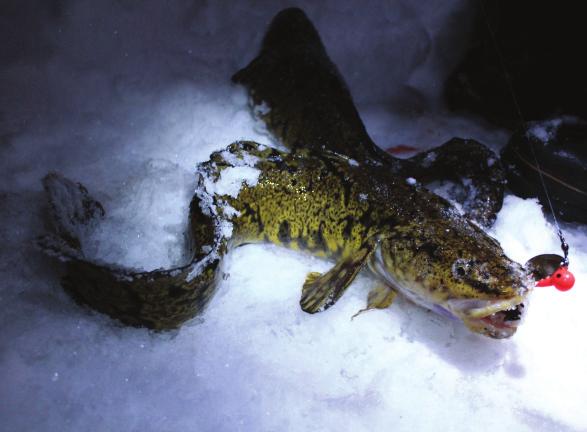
[38,173,224,329]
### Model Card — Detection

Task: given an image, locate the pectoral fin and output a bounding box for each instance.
[351,284,397,319]
[300,243,375,314]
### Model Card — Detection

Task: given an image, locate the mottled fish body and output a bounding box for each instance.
[198,141,530,338]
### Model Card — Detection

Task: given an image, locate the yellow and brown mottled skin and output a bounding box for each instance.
[201,141,528,337]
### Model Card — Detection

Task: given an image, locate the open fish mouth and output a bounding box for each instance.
[474,303,525,338]
[448,297,526,339]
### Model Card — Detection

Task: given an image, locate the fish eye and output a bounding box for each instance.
[452,259,475,279]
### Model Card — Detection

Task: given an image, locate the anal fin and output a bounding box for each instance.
[352,284,397,319]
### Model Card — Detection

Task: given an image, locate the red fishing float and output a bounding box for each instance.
[536,266,575,291]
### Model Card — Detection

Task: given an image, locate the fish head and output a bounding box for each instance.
[374,220,533,338]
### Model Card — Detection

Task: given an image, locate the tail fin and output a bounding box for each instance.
[232,8,391,164]
[38,172,104,260]
[39,173,224,329]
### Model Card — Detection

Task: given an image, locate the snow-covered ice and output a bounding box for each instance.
[526,118,564,144]
[1,1,586,431]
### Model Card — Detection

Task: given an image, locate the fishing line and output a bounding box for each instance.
[480,0,570,266]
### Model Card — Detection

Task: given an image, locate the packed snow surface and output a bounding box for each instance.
[1,1,586,431]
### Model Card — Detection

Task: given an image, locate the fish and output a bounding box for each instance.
[37,7,542,338]
[40,138,531,338]
[202,140,533,339]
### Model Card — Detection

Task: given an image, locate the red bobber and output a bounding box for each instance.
[536,266,575,291]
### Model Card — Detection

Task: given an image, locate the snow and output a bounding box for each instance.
[253,101,271,117]
[84,159,195,270]
[426,180,465,215]
[1,1,586,432]
[524,116,583,144]
[526,118,563,143]
[202,165,261,199]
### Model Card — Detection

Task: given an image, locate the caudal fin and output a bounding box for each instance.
[232,8,390,164]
